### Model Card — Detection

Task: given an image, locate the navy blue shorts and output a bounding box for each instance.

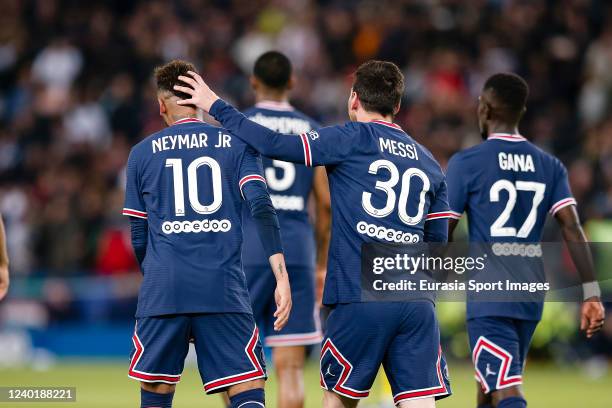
[245,265,321,347]
[467,317,538,394]
[128,313,266,393]
[320,302,451,404]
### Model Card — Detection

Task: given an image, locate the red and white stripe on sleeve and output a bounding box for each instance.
[239,174,267,199]
[549,197,577,215]
[299,133,312,167]
[122,208,148,219]
[425,211,462,221]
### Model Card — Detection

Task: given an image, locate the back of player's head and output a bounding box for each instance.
[483,73,529,121]
[352,60,404,116]
[253,51,292,90]
[154,59,197,101]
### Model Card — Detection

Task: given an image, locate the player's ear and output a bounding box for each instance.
[287,75,295,91]
[249,75,258,91]
[393,102,401,116]
[158,97,167,115]
[349,90,359,111]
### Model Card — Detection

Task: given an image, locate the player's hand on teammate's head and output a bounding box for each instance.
[174,71,219,112]
[580,298,605,338]
[274,277,292,331]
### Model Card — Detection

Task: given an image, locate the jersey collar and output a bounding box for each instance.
[371,119,403,131]
[173,117,204,125]
[254,100,294,111]
[487,133,527,142]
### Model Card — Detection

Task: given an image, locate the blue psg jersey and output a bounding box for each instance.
[446,133,576,320]
[123,117,271,317]
[209,99,453,306]
[241,101,320,267]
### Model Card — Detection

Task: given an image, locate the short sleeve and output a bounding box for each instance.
[445,154,468,220]
[424,179,452,221]
[549,159,576,215]
[424,179,450,242]
[122,149,147,219]
[238,145,268,200]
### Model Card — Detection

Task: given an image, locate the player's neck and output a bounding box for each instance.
[356,110,394,124]
[255,91,289,104]
[164,111,198,126]
[487,123,520,136]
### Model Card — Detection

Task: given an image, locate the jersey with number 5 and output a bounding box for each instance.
[241,103,320,267]
[123,117,270,317]
[446,133,575,242]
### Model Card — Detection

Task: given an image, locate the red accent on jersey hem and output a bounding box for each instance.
[487,133,526,142]
[550,197,576,215]
[300,133,312,167]
[173,117,204,125]
[425,211,457,221]
[372,120,402,130]
[122,208,148,219]
[239,175,267,199]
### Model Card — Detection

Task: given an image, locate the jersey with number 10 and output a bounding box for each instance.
[446,133,576,320]
[123,118,270,318]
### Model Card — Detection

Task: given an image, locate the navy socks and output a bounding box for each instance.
[229,388,265,407]
[140,388,174,408]
[497,396,527,408]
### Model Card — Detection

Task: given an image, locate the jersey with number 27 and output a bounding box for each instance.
[446,133,576,320]
[123,117,269,318]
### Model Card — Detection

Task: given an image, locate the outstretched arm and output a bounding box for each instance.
[174,71,354,167]
[0,213,9,300]
[555,205,605,338]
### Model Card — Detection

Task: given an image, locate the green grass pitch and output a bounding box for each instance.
[0,361,609,407]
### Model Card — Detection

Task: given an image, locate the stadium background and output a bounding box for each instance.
[0,0,610,406]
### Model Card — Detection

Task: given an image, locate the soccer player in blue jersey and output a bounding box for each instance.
[445,73,605,408]
[174,60,452,408]
[241,51,331,408]
[123,60,292,408]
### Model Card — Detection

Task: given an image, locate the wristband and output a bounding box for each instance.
[582,281,601,301]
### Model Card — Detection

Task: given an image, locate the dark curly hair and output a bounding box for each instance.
[154,59,197,101]
[352,60,404,116]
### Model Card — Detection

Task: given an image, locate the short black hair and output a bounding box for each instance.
[483,73,529,113]
[253,51,292,90]
[154,59,197,100]
[353,60,404,116]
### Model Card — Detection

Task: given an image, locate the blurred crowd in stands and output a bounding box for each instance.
[0,0,611,282]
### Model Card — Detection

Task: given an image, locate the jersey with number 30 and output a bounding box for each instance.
[123,117,270,317]
[209,100,453,306]
[446,133,576,320]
